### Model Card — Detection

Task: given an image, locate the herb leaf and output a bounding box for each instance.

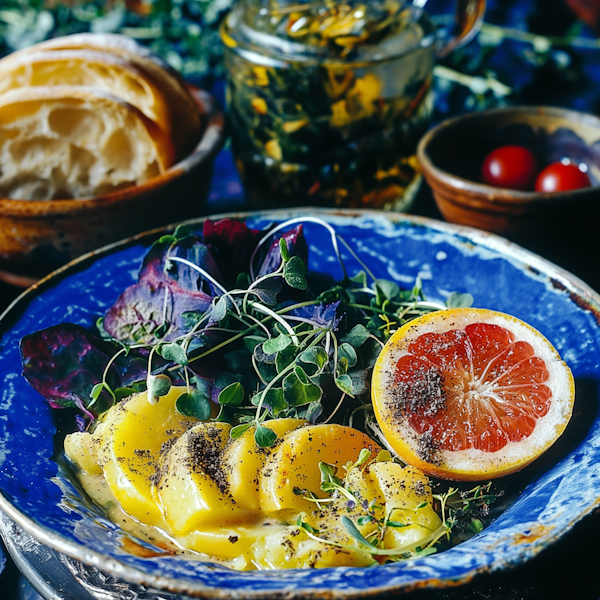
[283,366,322,406]
[341,324,370,348]
[210,296,230,323]
[284,256,308,290]
[279,237,291,262]
[298,347,329,372]
[262,387,287,416]
[446,292,474,308]
[219,382,245,406]
[255,425,277,448]
[90,383,105,402]
[350,271,367,287]
[341,516,377,549]
[338,343,357,368]
[346,369,369,396]
[335,374,354,396]
[375,279,400,301]
[115,387,136,402]
[147,374,172,403]
[230,423,253,439]
[176,389,212,420]
[263,333,292,354]
[159,342,189,366]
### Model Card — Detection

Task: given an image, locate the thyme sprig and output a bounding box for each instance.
[291,449,498,560]
[293,450,450,562]
[434,483,499,539]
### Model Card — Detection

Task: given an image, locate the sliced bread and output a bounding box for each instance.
[0,86,174,200]
[11,33,202,160]
[0,49,173,143]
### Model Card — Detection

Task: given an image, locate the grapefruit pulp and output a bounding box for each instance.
[372,308,575,481]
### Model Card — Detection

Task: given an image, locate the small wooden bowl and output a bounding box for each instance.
[417,106,600,236]
[0,88,225,287]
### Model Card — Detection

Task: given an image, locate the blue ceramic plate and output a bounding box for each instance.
[1,208,599,598]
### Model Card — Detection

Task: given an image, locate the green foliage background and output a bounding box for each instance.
[3,0,600,121]
[0,0,233,85]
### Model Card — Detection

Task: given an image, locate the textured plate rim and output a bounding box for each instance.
[1,207,599,599]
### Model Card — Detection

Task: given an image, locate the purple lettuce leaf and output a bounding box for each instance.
[288,301,341,328]
[104,235,217,345]
[103,279,214,345]
[103,282,167,345]
[20,324,122,418]
[168,241,223,296]
[203,219,263,287]
[104,220,312,345]
[257,224,308,278]
[140,235,223,296]
[104,220,269,345]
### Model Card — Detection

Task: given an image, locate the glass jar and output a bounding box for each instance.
[221,0,484,210]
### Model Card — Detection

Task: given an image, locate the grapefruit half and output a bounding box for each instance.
[372,308,575,481]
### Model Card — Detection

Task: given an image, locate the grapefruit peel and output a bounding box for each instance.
[372,308,575,481]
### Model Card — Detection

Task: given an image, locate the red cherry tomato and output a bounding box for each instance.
[534,161,591,192]
[481,145,538,191]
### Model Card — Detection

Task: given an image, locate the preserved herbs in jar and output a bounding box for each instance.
[221,0,442,209]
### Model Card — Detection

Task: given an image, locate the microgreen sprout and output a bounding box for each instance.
[433,482,498,540]
[23,217,467,444]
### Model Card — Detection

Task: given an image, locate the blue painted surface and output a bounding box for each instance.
[0,210,599,597]
[1,0,600,592]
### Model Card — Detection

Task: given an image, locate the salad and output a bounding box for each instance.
[20,216,548,570]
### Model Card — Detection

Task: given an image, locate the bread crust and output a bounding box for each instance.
[9,33,202,160]
[0,49,173,142]
[0,85,175,200]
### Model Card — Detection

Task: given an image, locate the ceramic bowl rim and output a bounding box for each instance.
[417,105,600,204]
[0,87,225,216]
[1,207,600,598]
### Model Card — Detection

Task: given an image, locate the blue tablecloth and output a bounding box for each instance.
[2,0,600,597]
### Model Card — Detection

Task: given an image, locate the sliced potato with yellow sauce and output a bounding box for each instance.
[367,462,442,550]
[65,396,443,569]
[64,430,103,475]
[344,464,384,508]
[247,527,375,570]
[179,522,285,560]
[155,422,239,535]
[96,386,199,525]
[259,424,381,512]
[221,418,307,512]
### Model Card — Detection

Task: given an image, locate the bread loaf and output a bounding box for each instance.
[0,49,172,141]
[0,86,174,200]
[10,33,202,160]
